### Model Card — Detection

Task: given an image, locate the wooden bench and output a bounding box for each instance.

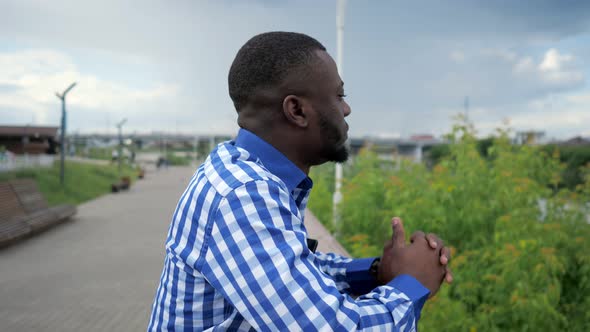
[0,179,76,247]
[111,176,131,193]
[0,183,31,247]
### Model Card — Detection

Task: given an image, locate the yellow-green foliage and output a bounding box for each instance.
[0,161,138,206]
[308,163,336,232]
[309,120,590,331]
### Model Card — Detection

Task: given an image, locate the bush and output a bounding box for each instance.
[543,144,590,191]
[308,163,335,232]
[308,120,590,331]
[429,139,590,192]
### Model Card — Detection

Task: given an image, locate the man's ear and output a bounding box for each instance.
[282,95,309,128]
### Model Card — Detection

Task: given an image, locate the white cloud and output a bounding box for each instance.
[482,49,518,62]
[0,49,76,82]
[428,88,590,140]
[476,92,590,139]
[539,48,572,72]
[513,56,535,74]
[494,47,586,90]
[537,48,583,85]
[0,48,178,127]
[1,0,589,138]
[510,109,588,129]
[566,93,590,103]
[450,51,465,63]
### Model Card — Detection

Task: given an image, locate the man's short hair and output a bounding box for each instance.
[228,31,326,111]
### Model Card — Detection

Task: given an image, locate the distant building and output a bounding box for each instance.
[559,136,590,146]
[349,135,444,163]
[410,134,436,141]
[515,131,546,145]
[0,125,59,155]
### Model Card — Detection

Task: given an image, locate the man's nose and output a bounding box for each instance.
[343,102,351,117]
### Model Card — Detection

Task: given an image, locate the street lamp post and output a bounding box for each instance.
[333,0,346,227]
[116,118,127,174]
[55,82,77,185]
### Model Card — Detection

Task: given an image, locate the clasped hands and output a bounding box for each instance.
[377,217,453,297]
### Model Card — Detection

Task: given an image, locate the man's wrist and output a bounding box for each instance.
[370,257,381,282]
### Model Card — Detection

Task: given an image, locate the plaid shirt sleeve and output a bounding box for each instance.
[314,252,381,296]
[198,179,429,331]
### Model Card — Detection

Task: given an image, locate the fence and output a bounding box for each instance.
[0,154,56,172]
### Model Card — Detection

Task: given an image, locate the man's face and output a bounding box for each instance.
[305,51,352,164]
[317,105,349,162]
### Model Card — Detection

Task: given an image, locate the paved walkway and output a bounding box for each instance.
[0,166,348,331]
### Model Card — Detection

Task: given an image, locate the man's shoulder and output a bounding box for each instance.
[201,142,285,197]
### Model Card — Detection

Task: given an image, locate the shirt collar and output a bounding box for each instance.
[234,128,311,192]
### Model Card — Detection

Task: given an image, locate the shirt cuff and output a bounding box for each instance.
[344,257,379,295]
[387,274,430,321]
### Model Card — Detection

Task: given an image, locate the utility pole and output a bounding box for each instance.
[55,82,77,185]
[333,0,346,227]
[116,118,127,174]
[163,133,167,162]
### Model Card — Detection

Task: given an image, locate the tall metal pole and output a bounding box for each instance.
[333,0,346,227]
[116,118,127,174]
[55,82,77,185]
[60,98,66,183]
[163,133,167,165]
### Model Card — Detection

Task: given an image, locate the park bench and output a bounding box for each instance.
[0,179,76,247]
[0,183,31,247]
[111,176,131,193]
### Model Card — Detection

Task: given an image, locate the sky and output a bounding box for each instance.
[1,0,589,140]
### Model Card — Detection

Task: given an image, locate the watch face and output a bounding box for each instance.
[370,258,380,278]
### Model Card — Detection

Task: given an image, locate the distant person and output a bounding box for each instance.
[148,32,452,331]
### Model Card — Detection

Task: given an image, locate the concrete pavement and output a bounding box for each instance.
[0,165,348,331]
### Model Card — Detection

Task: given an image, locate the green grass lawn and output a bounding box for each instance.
[85,147,115,160]
[0,161,138,206]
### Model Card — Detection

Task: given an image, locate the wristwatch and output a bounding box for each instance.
[369,257,380,279]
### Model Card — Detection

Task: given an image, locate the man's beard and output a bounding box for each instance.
[318,112,349,163]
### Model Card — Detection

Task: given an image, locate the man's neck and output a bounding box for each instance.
[242,126,311,175]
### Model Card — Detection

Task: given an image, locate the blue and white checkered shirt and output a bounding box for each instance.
[148,129,430,331]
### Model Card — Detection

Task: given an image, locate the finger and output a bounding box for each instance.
[425,233,443,249]
[440,246,451,265]
[410,231,425,244]
[391,217,406,249]
[383,238,393,250]
[444,267,453,284]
